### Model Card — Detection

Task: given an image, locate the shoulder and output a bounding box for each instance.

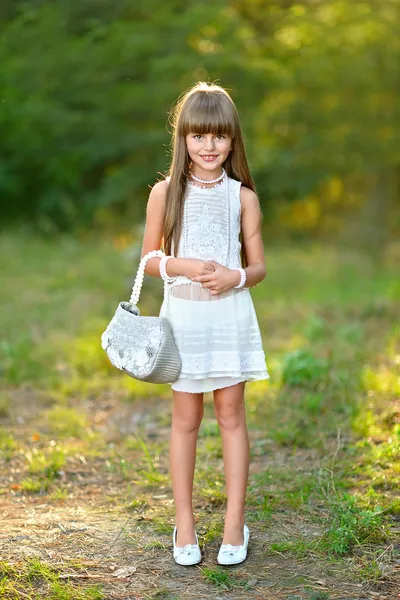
[151,178,169,196]
[145,179,169,219]
[239,185,260,212]
[147,179,169,204]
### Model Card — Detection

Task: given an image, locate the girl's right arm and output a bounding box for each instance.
[141,180,214,279]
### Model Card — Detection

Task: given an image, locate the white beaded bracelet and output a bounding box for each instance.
[159,255,176,283]
[233,267,246,289]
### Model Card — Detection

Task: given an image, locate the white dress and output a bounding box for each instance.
[159,173,269,393]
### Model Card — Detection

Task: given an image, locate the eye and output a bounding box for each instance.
[192,133,226,140]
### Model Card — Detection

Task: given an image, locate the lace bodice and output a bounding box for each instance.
[168,175,243,292]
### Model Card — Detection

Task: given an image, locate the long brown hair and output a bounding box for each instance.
[162,82,256,265]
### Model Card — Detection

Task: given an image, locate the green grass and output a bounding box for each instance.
[0,431,17,461]
[0,559,103,599]
[200,566,251,591]
[45,406,90,438]
[0,231,398,597]
[270,538,314,558]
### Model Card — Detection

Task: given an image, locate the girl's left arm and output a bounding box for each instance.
[191,186,266,294]
[237,185,266,287]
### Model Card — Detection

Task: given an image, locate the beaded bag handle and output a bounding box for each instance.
[129,249,165,305]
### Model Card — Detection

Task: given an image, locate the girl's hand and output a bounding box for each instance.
[184,258,216,279]
[191,260,241,295]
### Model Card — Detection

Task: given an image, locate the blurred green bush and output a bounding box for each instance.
[0,1,399,243]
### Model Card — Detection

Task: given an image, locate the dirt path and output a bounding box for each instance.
[1,393,398,600]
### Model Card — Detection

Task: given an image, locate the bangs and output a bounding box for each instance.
[179,92,236,138]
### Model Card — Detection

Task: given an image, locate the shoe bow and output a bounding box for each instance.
[220,543,243,554]
[176,543,199,556]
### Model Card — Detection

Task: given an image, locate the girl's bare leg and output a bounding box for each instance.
[170,389,204,546]
[213,381,249,545]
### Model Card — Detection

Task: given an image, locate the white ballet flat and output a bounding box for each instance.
[217,524,250,565]
[173,526,202,566]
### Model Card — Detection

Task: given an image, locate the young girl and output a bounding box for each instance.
[140,82,269,566]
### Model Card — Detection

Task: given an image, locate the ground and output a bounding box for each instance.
[0,233,399,599]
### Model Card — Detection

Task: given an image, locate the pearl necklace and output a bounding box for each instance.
[189,167,226,185]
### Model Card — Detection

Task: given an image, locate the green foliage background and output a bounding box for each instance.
[0,0,399,241]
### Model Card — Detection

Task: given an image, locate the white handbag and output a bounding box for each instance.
[101,250,182,383]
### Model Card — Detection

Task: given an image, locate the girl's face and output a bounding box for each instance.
[185,132,232,175]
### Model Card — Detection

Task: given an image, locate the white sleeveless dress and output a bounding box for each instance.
[159,174,269,393]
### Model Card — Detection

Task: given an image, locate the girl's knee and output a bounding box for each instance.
[172,410,203,434]
[215,405,245,431]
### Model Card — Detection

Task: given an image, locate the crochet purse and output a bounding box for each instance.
[101,250,182,383]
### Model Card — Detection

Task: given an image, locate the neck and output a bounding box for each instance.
[189,165,223,181]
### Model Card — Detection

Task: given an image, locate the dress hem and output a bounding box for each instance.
[175,370,270,380]
[170,373,270,394]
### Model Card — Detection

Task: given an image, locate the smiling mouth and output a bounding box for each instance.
[201,155,219,160]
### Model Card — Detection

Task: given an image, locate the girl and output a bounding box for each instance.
[140,82,269,566]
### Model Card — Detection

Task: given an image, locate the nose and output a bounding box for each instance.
[204,135,216,151]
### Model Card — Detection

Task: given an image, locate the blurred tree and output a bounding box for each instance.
[0,0,398,247]
[0,1,223,230]
[243,1,400,249]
